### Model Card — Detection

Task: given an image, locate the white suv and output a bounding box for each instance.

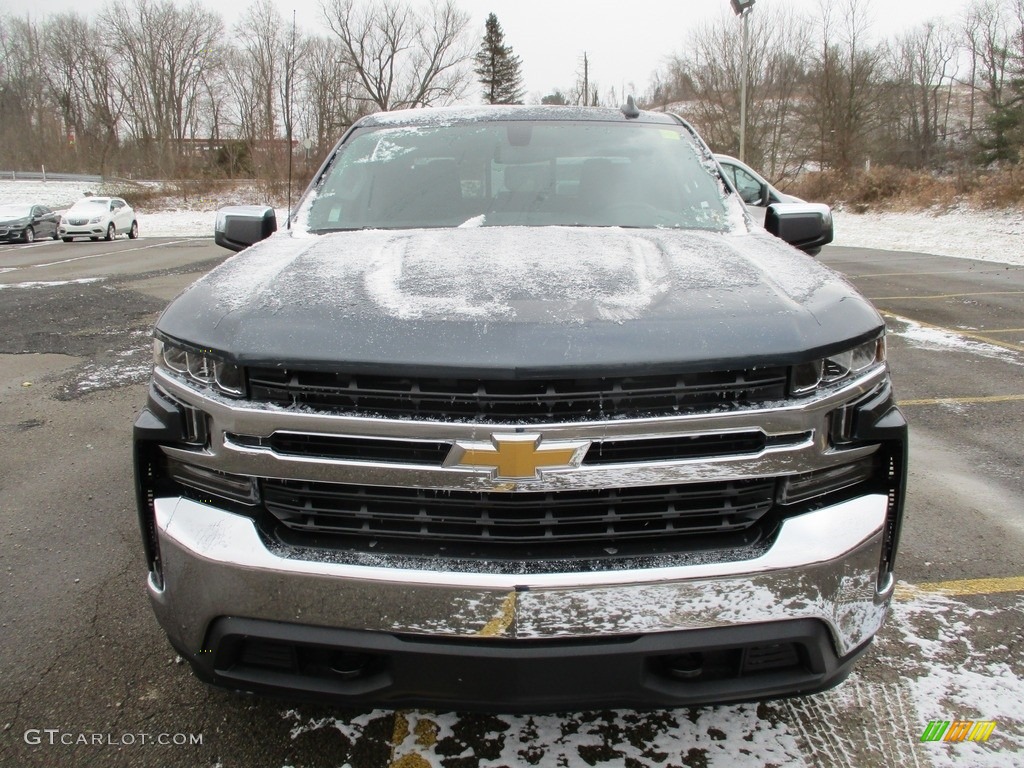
[60,197,139,242]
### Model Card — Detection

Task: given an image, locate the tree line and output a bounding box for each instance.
[643,0,1024,184]
[1,0,1022,187]
[0,0,483,179]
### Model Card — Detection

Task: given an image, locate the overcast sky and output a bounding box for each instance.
[8,0,975,101]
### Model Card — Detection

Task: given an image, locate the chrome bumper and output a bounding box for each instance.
[149,493,893,659]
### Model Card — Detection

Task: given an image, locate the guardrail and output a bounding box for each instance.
[0,171,103,183]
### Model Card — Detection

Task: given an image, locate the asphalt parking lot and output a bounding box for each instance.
[0,237,1021,767]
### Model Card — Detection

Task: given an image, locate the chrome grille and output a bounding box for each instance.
[262,478,777,557]
[247,367,790,422]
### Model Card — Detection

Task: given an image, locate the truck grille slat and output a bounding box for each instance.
[262,479,775,551]
[234,431,781,465]
[247,368,789,422]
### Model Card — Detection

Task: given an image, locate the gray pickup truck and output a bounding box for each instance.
[133,104,907,711]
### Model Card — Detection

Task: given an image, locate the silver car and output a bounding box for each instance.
[714,154,805,225]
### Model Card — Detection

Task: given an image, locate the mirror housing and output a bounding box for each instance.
[214,205,277,252]
[765,203,833,255]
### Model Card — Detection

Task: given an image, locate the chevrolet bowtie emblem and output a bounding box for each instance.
[445,434,590,480]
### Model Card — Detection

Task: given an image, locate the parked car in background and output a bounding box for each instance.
[0,204,60,243]
[59,196,138,242]
[715,154,827,255]
[714,154,806,222]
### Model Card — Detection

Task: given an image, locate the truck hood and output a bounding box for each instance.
[157,226,883,375]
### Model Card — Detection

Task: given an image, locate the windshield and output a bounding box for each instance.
[0,205,31,218]
[301,121,737,233]
[70,199,109,211]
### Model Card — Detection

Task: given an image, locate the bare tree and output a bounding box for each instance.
[298,36,370,151]
[883,21,959,167]
[232,0,287,146]
[0,15,56,170]
[321,0,473,111]
[567,52,600,106]
[805,0,883,172]
[102,0,223,174]
[651,6,813,182]
[42,13,125,174]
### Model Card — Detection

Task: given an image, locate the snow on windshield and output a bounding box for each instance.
[69,199,109,210]
[299,120,741,234]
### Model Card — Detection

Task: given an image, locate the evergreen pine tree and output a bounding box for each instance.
[475,13,525,105]
[978,48,1024,166]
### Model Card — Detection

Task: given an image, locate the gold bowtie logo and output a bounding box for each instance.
[445,434,590,480]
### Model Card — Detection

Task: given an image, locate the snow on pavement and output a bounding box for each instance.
[276,590,1024,767]
[832,207,1024,266]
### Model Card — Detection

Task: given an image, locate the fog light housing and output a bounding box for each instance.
[166,457,258,505]
[778,454,879,505]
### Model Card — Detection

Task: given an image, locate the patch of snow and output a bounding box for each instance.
[0,179,97,210]
[886,591,1024,766]
[887,315,1023,367]
[274,587,1024,766]
[0,277,105,290]
[833,207,1024,266]
[62,331,152,397]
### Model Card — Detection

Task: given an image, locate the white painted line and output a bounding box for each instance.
[26,238,204,269]
[0,240,52,250]
[0,277,106,290]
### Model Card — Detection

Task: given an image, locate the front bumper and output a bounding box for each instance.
[150,492,893,709]
[59,224,106,237]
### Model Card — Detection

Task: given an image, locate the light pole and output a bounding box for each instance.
[730,0,755,163]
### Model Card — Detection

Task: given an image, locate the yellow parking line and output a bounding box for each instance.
[388,711,434,768]
[981,328,1024,334]
[898,394,1024,406]
[386,595,517,767]
[896,576,1024,600]
[882,311,1024,353]
[872,290,1024,301]
[856,269,1019,278]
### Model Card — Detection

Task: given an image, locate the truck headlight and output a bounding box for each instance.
[791,336,886,396]
[154,338,245,397]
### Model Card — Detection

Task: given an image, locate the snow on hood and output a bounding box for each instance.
[191,226,836,322]
[158,225,880,373]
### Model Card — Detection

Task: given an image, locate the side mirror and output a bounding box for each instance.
[765,203,833,255]
[214,205,277,252]
[758,182,771,206]
[741,181,770,206]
